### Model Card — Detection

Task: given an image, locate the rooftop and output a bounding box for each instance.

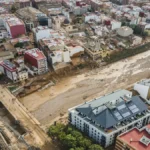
[74,90,148,129]
[32,26,49,32]
[136,79,150,87]
[16,7,46,21]
[119,125,150,150]
[10,36,30,44]
[25,48,46,60]
[0,60,17,72]
[0,14,24,27]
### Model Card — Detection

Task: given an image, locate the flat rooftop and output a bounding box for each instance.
[0,14,24,27]
[119,125,150,150]
[137,79,150,87]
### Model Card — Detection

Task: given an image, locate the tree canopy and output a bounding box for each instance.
[48,123,104,150]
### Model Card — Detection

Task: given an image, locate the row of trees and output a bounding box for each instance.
[48,123,103,150]
[104,42,150,63]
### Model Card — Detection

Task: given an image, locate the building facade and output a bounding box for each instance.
[134,79,150,105]
[24,48,48,75]
[68,89,150,148]
[32,26,51,42]
[0,14,26,38]
[0,60,28,82]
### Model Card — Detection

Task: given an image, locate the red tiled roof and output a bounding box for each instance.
[119,125,150,150]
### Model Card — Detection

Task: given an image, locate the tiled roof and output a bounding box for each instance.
[76,90,148,129]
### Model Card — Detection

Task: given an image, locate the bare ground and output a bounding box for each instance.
[20,50,150,128]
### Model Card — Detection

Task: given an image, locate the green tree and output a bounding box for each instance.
[63,134,77,148]
[142,31,148,38]
[11,5,17,13]
[14,42,24,48]
[48,123,65,137]
[75,147,84,150]
[71,130,82,138]
[58,132,66,142]
[134,25,143,35]
[66,127,73,134]
[78,138,92,149]
[89,144,103,150]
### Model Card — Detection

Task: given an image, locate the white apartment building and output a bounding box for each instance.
[134,79,150,105]
[32,26,51,43]
[68,89,150,147]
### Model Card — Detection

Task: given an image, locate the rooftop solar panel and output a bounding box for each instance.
[122,112,130,118]
[114,112,120,117]
[118,104,126,110]
[129,105,137,110]
[117,116,122,120]
[132,108,139,113]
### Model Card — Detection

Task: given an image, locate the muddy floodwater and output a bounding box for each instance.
[20,50,150,127]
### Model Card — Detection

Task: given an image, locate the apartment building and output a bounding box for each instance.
[134,79,150,105]
[68,89,150,147]
[32,26,51,43]
[0,60,28,82]
[115,124,150,150]
[0,14,26,38]
[24,48,48,75]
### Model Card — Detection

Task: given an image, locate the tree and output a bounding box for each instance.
[11,5,17,13]
[78,138,92,149]
[142,31,148,38]
[75,147,84,150]
[134,25,143,35]
[71,130,82,138]
[89,144,103,150]
[58,132,66,142]
[48,123,65,138]
[14,42,24,48]
[63,134,77,148]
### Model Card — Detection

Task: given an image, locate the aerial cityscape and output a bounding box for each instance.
[0,0,150,149]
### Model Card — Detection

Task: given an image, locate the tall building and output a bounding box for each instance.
[68,89,150,147]
[24,48,48,75]
[115,124,150,150]
[0,14,26,38]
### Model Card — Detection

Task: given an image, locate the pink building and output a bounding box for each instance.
[0,14,26,38]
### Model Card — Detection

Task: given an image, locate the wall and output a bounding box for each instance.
[34,29,50,42]
[134,83,149,99]
[68,46,84,57]
[18,71,28,81]
[0,65,4,74]
[111,21,121,30]
[63,51,71,62]
[24,53,38,68]
[10,24,26,38]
